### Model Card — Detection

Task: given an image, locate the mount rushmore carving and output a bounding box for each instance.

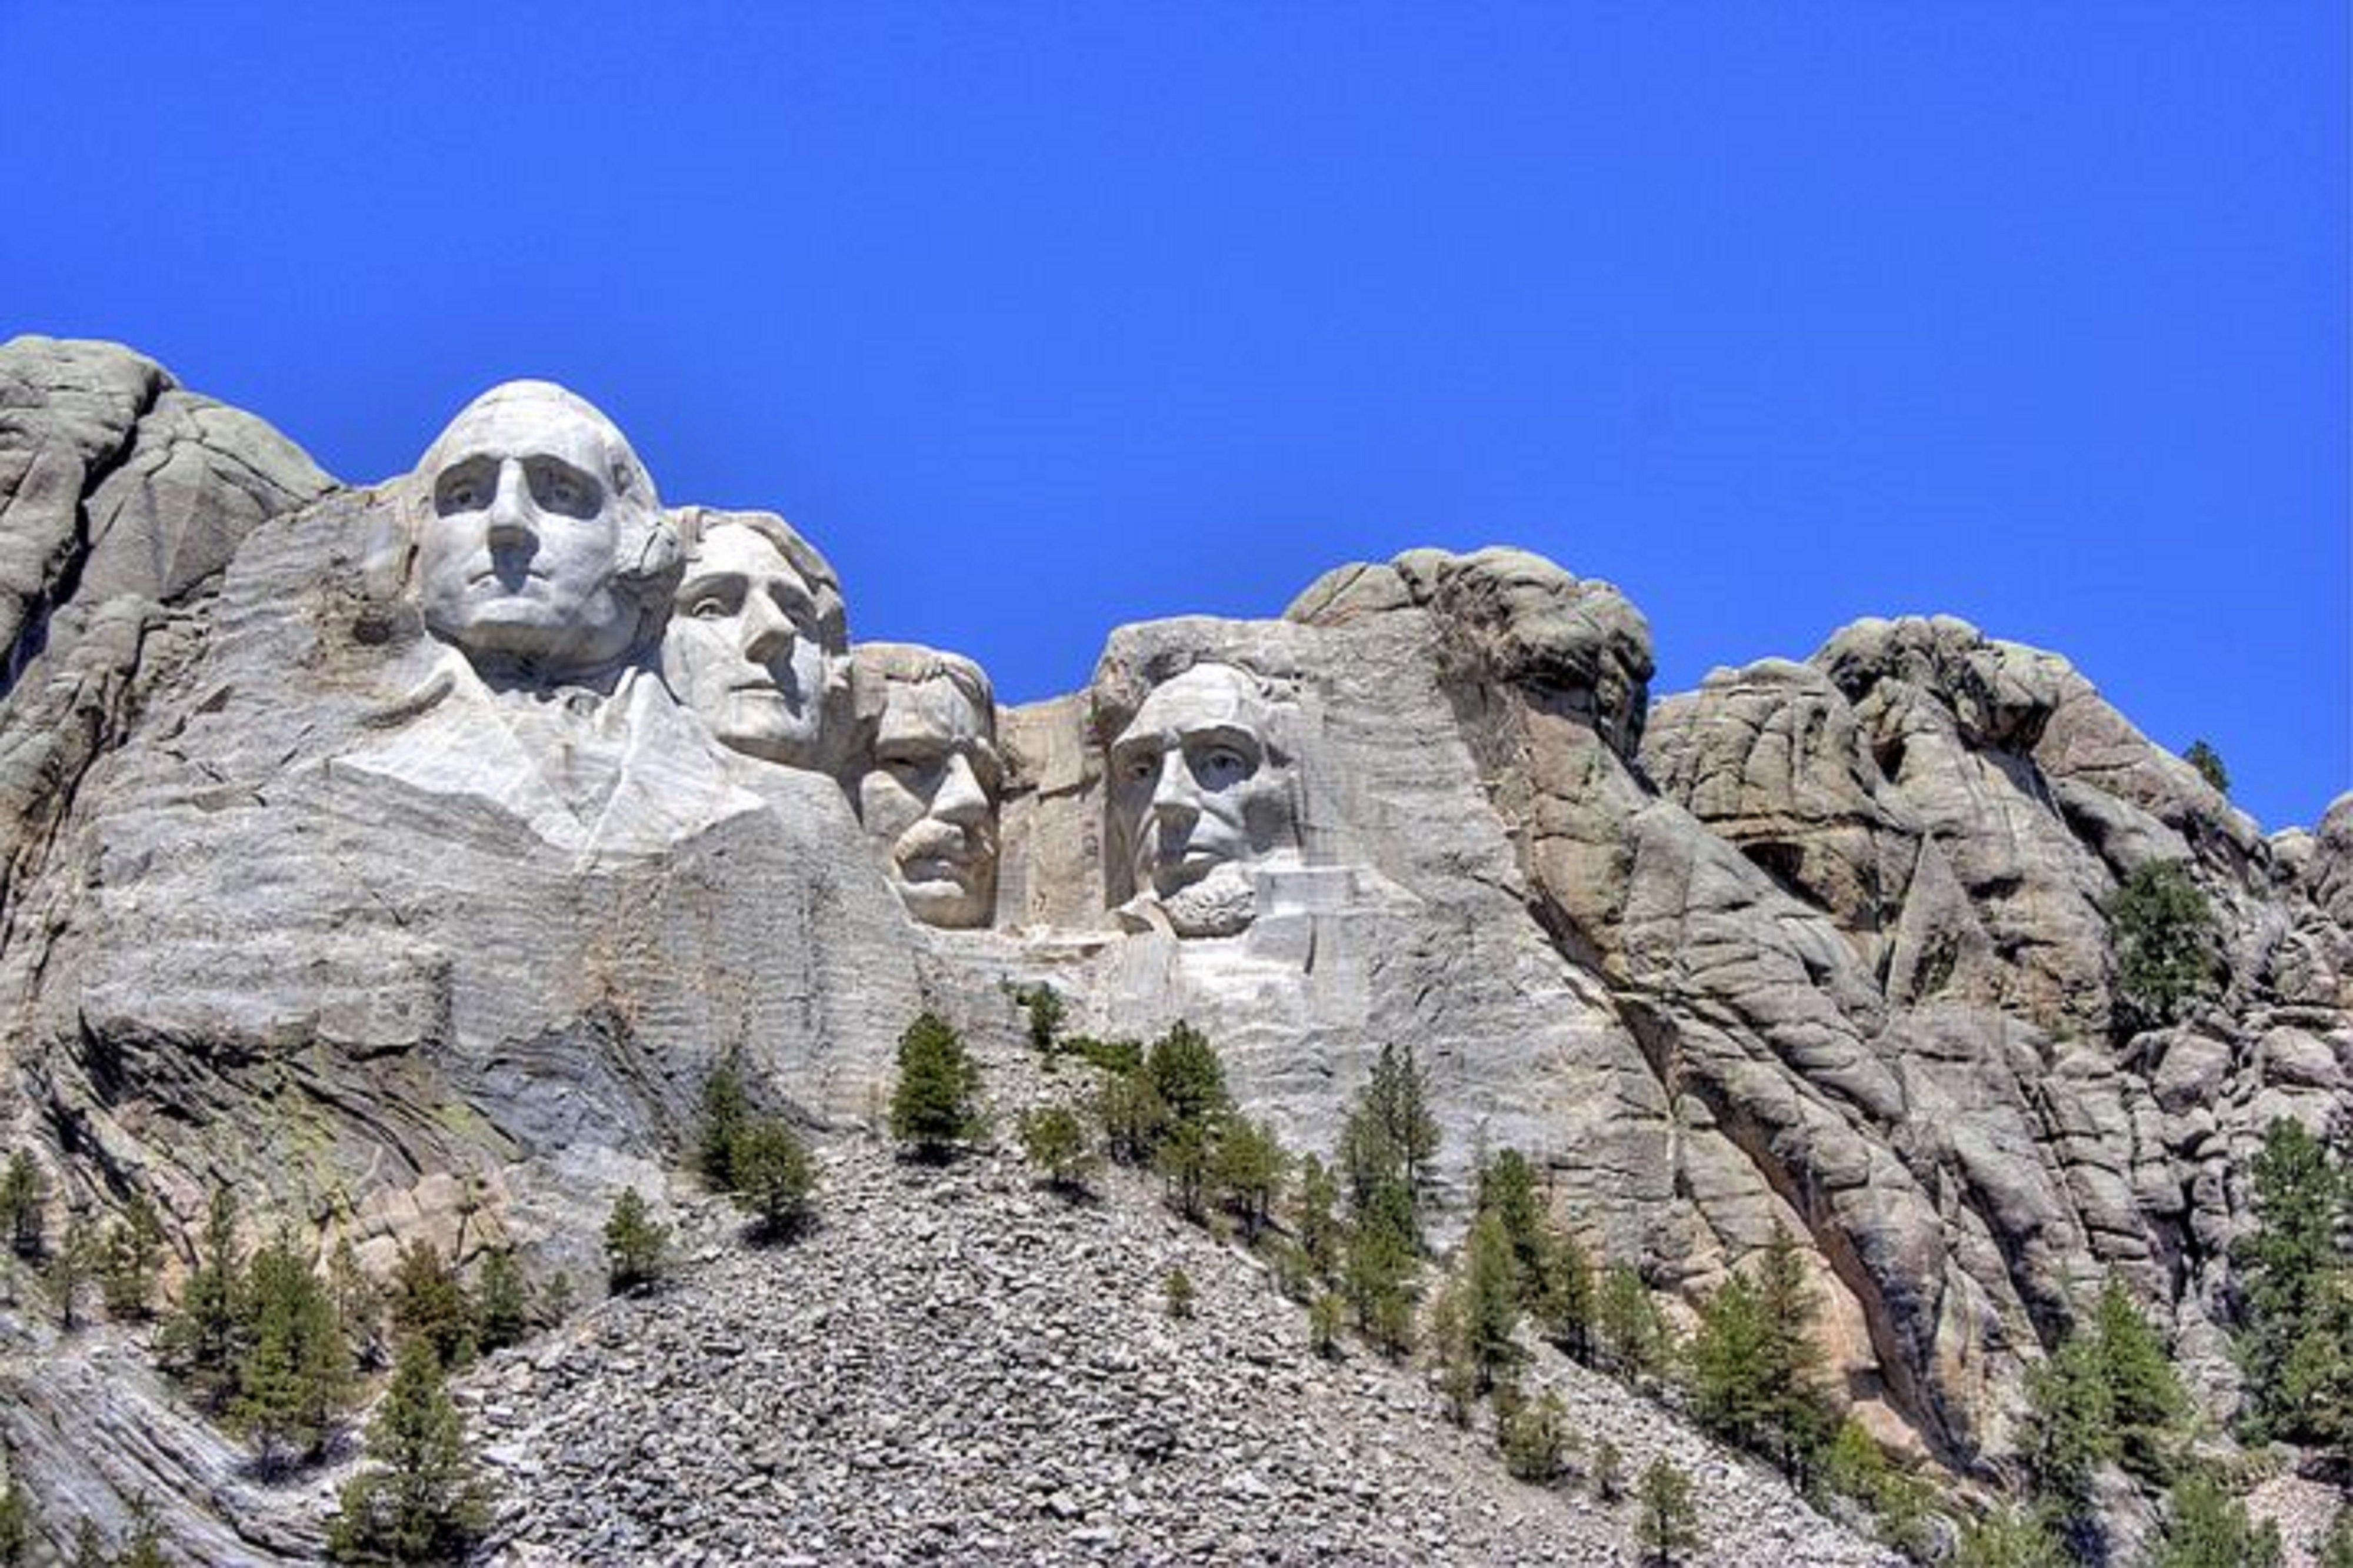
[0,338,2345,1513]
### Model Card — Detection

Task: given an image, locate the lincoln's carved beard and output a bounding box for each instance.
[1156,860,1257,938]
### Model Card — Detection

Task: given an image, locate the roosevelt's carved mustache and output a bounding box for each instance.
[895,818,993,868]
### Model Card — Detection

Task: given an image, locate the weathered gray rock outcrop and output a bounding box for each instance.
[0,341,2344,1554]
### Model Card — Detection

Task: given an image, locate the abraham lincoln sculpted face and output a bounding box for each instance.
[1107,662,1299,937]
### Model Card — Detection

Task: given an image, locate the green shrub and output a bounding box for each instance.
[888,1013,984,1159]
[1212,1116,1288,1239]
[1952,1506,2067,1568]
[1499,1387,1573,1482]
[1164,1265,1195,1320]
[2151,1471,2282,1568]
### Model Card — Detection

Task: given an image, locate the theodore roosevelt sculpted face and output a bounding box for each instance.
[853,645,1000,928]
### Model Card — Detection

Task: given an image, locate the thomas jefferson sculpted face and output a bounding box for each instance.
[854,646,1000,928]
[662,512,848,769]
[1108,662,1297,936]
[414,382,671,679]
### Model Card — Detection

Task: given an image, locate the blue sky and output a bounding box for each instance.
[4,4,2345,829]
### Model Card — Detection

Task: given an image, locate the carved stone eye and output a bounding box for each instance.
[1197,748,1247,785]
[689,598,731,620]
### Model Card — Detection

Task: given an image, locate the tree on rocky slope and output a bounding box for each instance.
[602,1189,668,1295]
[159,1186,244,1409]
[889,1013,985,1159]
[1634,1457,1701,1565]
[234,1228,354,1474]
[2105,860,2222,1032]
[2235,1118,2353,1456]
[731,1116,818,1240]
[326,1338,489,1566]
[2149,1471,2281,1568]
[2181,740,2229,796]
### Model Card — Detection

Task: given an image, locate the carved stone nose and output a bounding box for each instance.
[741,593,794,663]
[932,754,988,825]
[484,461,535,547]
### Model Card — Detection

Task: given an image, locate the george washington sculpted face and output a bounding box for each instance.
[414,382,672,680]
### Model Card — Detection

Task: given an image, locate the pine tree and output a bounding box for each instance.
[2181,740,2229,796]
[1689,1271,1772,1448]
[1164,1265,1195,1320]
[326,1337,489,1565]
[100,1192,165,1320]
[1344,1176,1420,1356]
[1476,1149,1548,1299]
[471,1250,529,1352]
[2236,1119,2351,1447]
[50,1213,96,1330]
[730,1116,817,1240]
[1018,1104,1097,1195]
[2088,1277,2189,1484]
[1462,1209,1522,1394]
[1019,984,1066,1053]
[1634,1458,1701,1565]
[1155,1119,1215,1222]
[696,1053,751,1192]
[1535,1225,1596,1363]
[1,1153,46,1259]
[1096,1064,1168,1166]
[161,1186,244,1409]
[1309,1291,1344,1359]
[1590,1438,1624,1502]
[1212,1116,1288,1240]
[1145,1020,1231,1133]
[2021,1330,2116,1537]
[1341,1043,1437,1222]
[1597,1263,1671,1386]
[1499,1387,1572,1482]
[386,1240,474,1369]
[326,1234,384,1368]
[1294,1154,1343,1279]
[1752,1223,1837,1480]
[2106,860,2222,1031]
[888,1013,984,1159]
[2151,1472,2282,1568]
[602,1188,668,1294]
[234,1229,354,1474]
[0,1474,32,1566]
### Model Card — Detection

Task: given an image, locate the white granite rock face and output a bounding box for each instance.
[0,342,2345,1550]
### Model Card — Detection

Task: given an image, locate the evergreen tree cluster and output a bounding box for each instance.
[2104,860,2223,1033]
[696,1054,819,1241]
[1685,1223,1838,1486]
[2235,1118,2353,1463]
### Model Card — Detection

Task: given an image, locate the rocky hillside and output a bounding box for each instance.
[0,333,2345,1559]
